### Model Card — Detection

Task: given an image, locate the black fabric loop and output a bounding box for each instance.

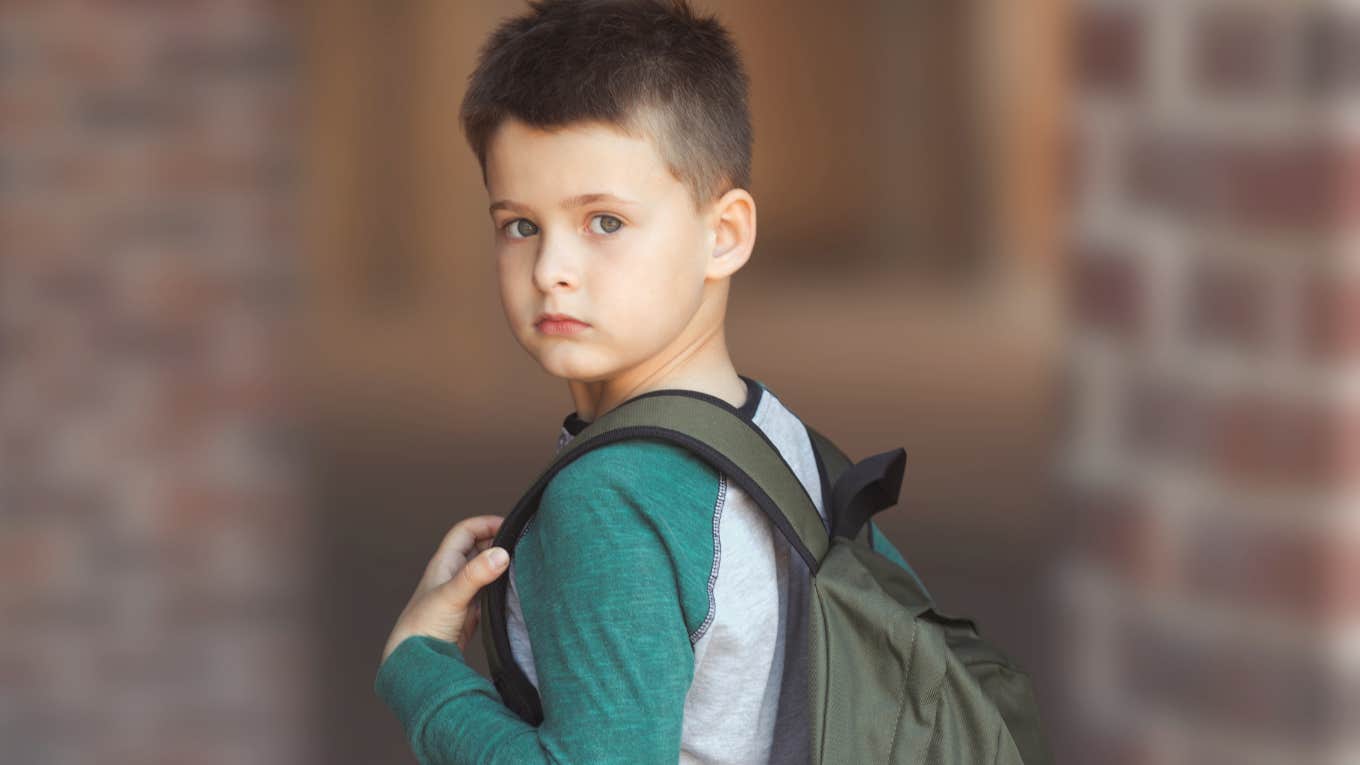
[828,447,906,541]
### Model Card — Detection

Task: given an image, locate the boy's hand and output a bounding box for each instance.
[381,514,510,666]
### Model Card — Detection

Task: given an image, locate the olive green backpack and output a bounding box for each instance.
[480,388,1053,764]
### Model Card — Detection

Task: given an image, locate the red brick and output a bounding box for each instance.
[1063,484,1174,591]
[1186,258,1272,354]
[1325,539,1360,629]
[1191,6,1289,99]
[1211,392,1331,486]
[1209,394,1360,489]
[1300,9,1360,98]
[1076,6,1145,97]
[1329,412,1360,489]
[1069,244,1145,342]
[0,522,76,591]
[1181,513,1360,621]
[1302,273,1360,359]
[1128,133,1360,231]
[1121,379,1360,489]
[1122,373,1214,464]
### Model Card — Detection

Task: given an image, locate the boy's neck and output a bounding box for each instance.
[566,323,747,423]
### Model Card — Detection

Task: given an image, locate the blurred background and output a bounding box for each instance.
[4,0,1356,763]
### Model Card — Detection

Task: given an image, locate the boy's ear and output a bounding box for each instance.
[705,187,756,280]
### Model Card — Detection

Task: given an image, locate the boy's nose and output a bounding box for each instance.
[532,240,580,291]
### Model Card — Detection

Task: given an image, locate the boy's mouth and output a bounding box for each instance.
[535,312,590,336]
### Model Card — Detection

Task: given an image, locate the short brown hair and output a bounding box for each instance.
[459,0,753,212]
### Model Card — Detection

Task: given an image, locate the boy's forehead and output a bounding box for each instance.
[485,118,679,207]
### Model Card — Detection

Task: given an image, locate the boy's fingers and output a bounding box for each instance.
[439,515,505,557]
[435,546,509,607]
[421,515,505,586]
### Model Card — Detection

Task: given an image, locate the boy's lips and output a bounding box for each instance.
[535,312,590,335]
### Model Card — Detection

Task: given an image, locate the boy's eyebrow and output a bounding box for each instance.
[489,192,641,215]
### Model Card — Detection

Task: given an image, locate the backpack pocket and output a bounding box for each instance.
[809,539,1045,765]
[809,540,947,764]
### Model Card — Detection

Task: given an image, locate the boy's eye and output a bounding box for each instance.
[500,214,624,240]
[503,218,539,240]
[589,214,624,235]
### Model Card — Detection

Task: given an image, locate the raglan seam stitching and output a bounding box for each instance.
[690,472,727,645]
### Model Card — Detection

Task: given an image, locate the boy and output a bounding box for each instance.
[375,1,917,762]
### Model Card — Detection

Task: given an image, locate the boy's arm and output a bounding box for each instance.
[376,441,713,764]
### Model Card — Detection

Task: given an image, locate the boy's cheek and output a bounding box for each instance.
[496,277,533,325]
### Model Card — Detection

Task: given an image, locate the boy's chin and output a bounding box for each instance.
[533,352,615,384]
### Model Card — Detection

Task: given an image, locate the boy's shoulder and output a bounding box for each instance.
[528,438,724,605]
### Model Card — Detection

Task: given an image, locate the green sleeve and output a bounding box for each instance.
[869,519,932,601]
[374,636,540,764]
[375,440,719,764]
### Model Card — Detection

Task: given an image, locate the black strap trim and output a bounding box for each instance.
[809,435,833,537]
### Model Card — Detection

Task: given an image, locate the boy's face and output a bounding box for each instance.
[485,117,722,384]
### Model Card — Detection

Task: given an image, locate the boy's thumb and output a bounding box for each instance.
[438,546,509,607]
[469,547,509,584]
[486,547,509,570]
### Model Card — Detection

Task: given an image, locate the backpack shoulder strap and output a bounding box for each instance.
[806,424,852,486]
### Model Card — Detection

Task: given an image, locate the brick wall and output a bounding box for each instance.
[0,4,312,764]
[1057,1,1360,763]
